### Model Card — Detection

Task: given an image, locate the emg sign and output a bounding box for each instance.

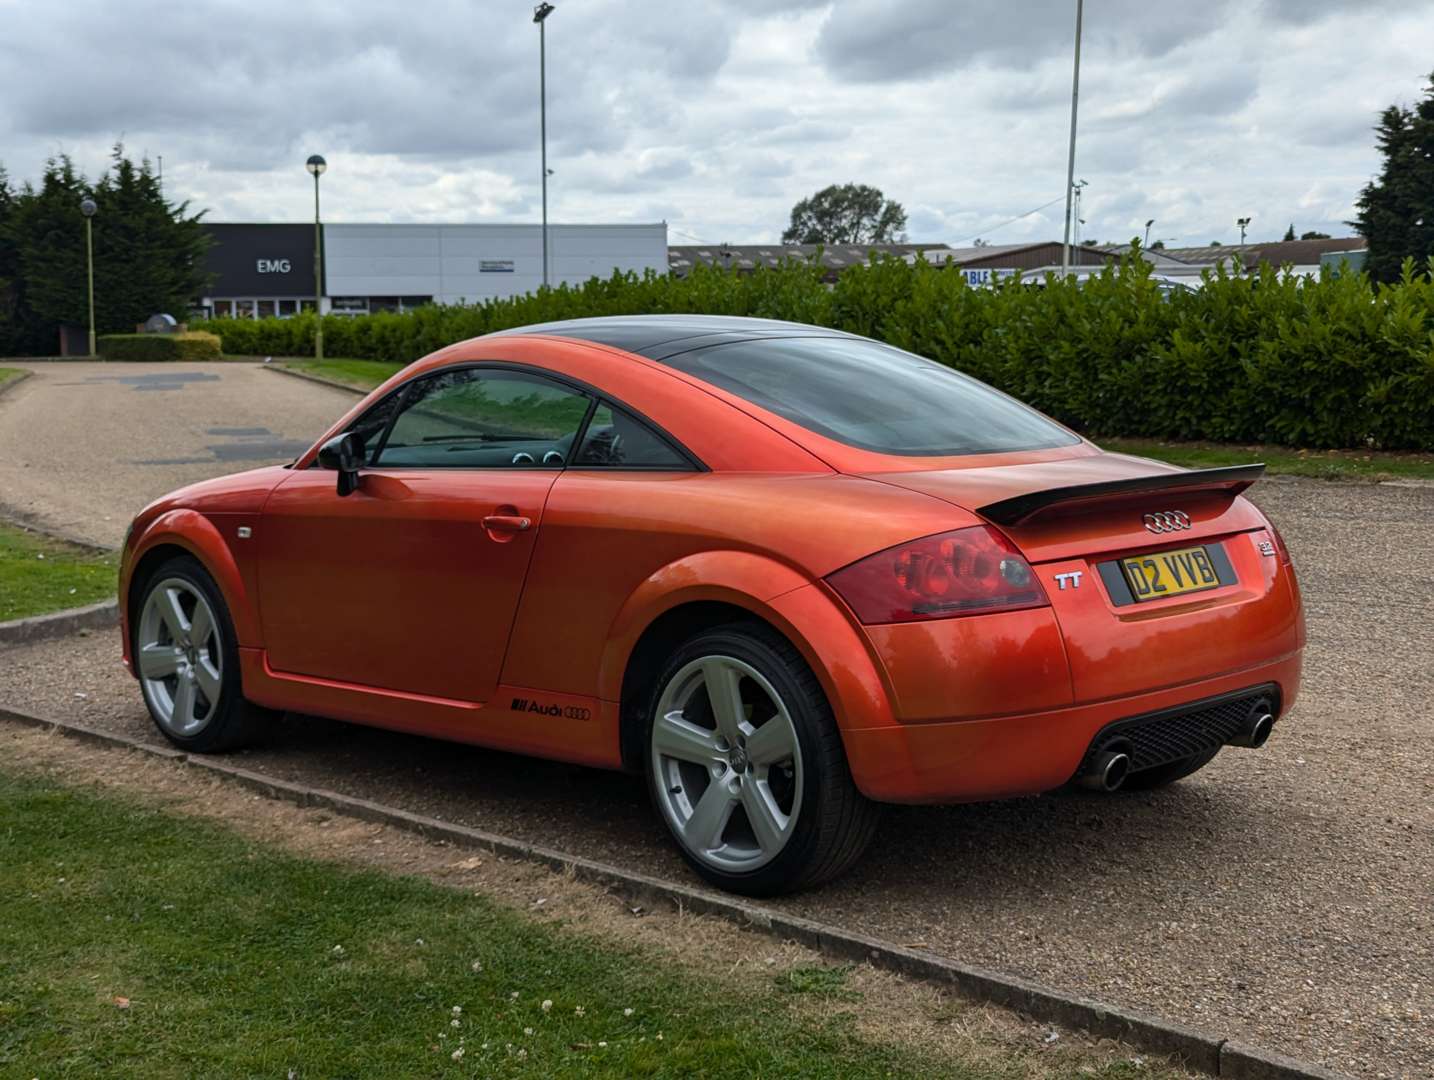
[257,258,292,274]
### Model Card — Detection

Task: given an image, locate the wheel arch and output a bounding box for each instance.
[618,599,776,772]
[123,511,258,670]
[605,551,897,775]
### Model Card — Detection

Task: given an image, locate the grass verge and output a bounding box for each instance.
[0,366,27,392]
[0,524,115,621]
[274,358,404,390]
[1097,438,1434,482]
[0,764,1177,1079]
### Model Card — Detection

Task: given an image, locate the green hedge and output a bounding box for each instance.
[195,254,1434,451]
[97,331,222,362]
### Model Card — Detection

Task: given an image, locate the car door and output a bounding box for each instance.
[256,364,594,704]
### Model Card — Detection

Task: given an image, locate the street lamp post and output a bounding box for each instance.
[80,197,98,357]
[306,155,327,361]
[1236,216,1251,244]
[1071,178,1088,251]
[534,2,555,290]
[1144,219,1155,247]
[1060,0,1084,278]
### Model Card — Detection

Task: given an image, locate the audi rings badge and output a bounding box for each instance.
[1142,510,1192,534]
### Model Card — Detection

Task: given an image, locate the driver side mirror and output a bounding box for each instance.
[317,432,365,497]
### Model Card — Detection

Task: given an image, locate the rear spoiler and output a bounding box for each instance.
[978,464,1266,526]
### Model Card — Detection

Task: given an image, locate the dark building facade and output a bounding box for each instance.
[201,223,320,319]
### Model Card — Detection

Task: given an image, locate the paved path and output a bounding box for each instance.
[0,362,350,548]
[0,365,1429,1075]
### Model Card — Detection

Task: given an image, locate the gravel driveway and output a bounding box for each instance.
[0,363,1430,1076]
[0,362,347,548]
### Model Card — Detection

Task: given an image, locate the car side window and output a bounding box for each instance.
[372,368,592,469]
[573,401,691,469]
[344,391,405,466]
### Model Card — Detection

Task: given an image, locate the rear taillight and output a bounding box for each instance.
[826,525,1049,624]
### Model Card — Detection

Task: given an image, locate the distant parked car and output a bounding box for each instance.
[119,316,1304,895]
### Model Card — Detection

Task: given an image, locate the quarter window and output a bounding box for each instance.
[370,368,592,469]
[573,402,690,469]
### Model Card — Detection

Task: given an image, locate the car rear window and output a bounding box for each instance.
[662,336,1079,456]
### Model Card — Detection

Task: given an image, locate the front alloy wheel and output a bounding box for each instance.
[133,555,265,752]
[645,623,879,896]
[137,577,224,738]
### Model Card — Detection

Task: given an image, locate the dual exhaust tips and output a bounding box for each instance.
[1078,703,1275,792]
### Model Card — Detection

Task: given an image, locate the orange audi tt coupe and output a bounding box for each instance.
[119,316,1304,894]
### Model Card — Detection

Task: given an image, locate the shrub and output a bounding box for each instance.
[192,255,1434,451]
[97,331,222,362]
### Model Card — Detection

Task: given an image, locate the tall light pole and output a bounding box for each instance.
[306,155,327,360]
[1072,178,1088,251]
[80,197,98,356]
[1060,0,1084,278]
[534,2,555,289]
[1236,216,1251,244]
[1144,218,1155,247]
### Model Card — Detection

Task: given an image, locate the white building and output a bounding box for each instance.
[199,222,668,318]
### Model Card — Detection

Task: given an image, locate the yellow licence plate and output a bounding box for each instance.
[1121,545,1221,602]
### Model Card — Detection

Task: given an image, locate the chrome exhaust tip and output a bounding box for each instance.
[1078,748,1131,792]
[1229,710,1275,749]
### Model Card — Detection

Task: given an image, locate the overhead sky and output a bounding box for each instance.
[1,0,1427,247]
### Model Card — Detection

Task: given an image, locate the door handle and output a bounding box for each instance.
[482,514,531,533]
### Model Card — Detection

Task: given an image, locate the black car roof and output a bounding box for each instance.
[492,314,857,361]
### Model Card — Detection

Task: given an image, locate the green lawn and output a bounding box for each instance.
[0,366,27,392]
[1102,437,1434,482]
[0,524,116,621]
[0,766,1180,1079]
[276,358,404,390]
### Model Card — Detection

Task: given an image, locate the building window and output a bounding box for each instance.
[214,300,233,318]
[278,299,298,317]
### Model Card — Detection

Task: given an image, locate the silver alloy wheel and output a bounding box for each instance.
[651,655,804,873]
[136,576,223,738]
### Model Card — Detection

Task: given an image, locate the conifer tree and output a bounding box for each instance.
[1353,72,1434,282]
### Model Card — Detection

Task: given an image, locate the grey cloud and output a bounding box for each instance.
[814,0,1234,83]
[1260,0,1400,25]
[0,0,735,168]
[1158,69,1260,118]
[718,0,830,10]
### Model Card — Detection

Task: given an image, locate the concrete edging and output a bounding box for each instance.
[0,600,119,647]
[0,703,1350,1080]
[260,364,367,396]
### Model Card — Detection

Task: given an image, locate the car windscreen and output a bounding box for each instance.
[662,336,1079,456]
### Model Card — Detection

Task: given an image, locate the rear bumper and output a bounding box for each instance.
[843,650,1302,804]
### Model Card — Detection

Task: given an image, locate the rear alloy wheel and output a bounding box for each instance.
[134,556,265,752]
[646,623,878,896]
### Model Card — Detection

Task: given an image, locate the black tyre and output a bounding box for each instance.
[644,622,879,896]
[1121,747,1220,791]
[131,555,267,752]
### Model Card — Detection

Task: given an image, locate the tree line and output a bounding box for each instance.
[0,146,210,356]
